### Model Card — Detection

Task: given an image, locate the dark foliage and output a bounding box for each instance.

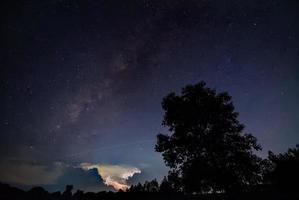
[156,81,263,193]
[1,182,298,200]
[159,176,177,193]
[263,145,299,192]
[129,179,159,192]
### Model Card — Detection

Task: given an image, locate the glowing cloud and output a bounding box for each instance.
[0,161,64,185]
[80,163,141,191]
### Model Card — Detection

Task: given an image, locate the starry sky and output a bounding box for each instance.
[1,0,299,192]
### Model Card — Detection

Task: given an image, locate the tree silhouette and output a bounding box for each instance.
[62,185,73,200]
[128,179,159,192]
[159,176,176,193]
[145,179,159,192]
[155,81,263,193]
[128,182,142,192]
[27,187,49,200]
[265,145,299,192]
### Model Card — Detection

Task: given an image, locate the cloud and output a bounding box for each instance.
[0,159,141,192]
[0,161,64,185]
[80,163,141,191]
[0,160,111,192]
[51,165,110,192]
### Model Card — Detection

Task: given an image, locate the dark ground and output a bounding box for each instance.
[1,183,298,200]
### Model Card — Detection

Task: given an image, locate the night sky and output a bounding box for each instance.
[1,0,299,192]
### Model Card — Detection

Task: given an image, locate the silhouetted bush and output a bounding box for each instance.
[264,145,299,192]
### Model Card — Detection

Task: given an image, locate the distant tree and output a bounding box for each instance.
[129,179,159,192]
[73,190,84,200]
[62,185,73,200]
[145,179,159,192]
[264,145,299,192]
[155,81,263,193]
[27,187,49,200]
[128,182,143,192]
[51,191,62,200]
[159,176,176,193]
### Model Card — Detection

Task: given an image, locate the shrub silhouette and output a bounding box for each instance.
[264,145,299,192]
[156,81,263,193]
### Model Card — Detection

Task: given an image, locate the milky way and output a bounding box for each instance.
[1,0,299,192]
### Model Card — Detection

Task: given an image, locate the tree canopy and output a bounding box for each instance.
[155,81,263,193]
[265,145,299,192]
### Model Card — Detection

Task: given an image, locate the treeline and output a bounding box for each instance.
[129,145,299,194]
[1,180,298,200]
